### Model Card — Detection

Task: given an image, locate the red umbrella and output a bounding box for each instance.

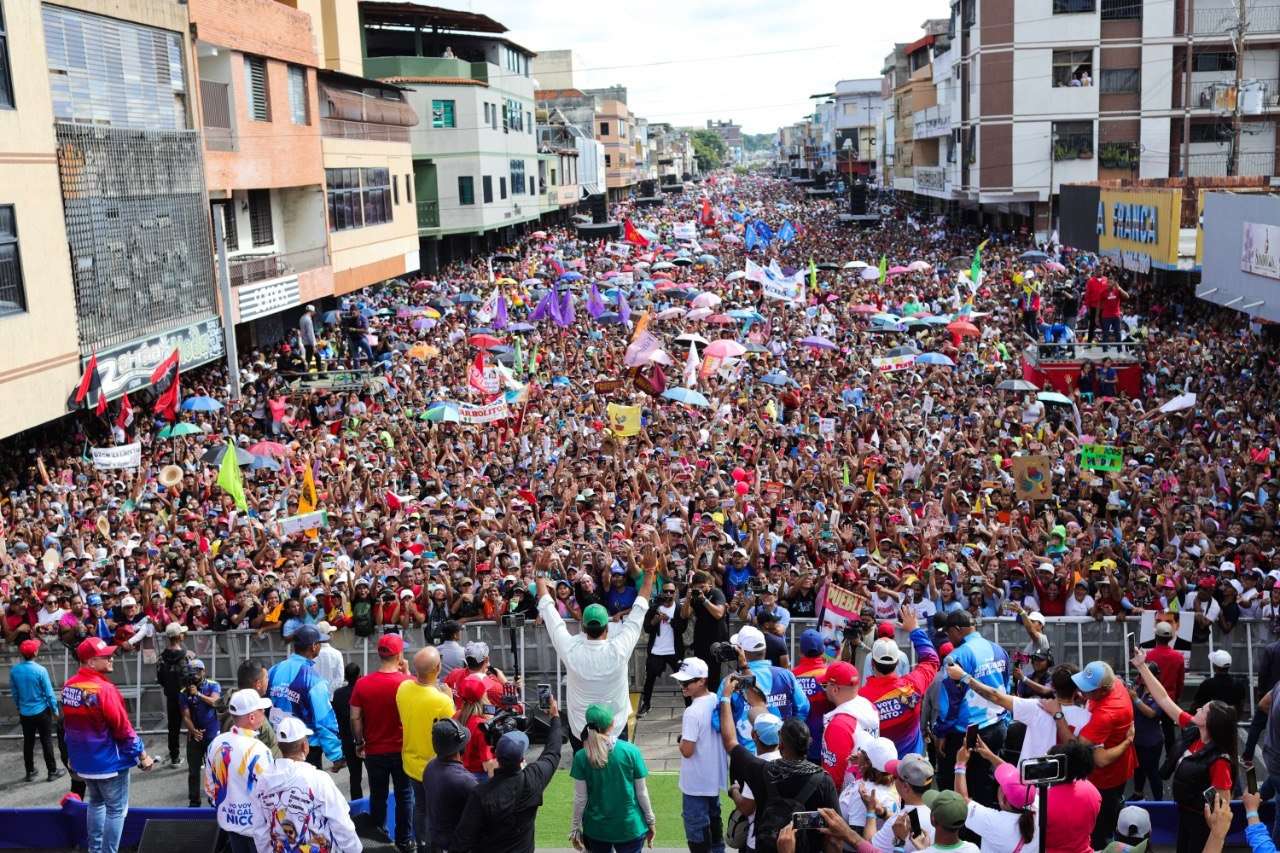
[247,441,291,458]
[851,304,879,315]
[947,319,980,338]
[468,333,505,348]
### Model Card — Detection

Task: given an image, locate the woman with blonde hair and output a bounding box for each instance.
[569,704,655,852]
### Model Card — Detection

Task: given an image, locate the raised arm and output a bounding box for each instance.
[1130,650,1183,723]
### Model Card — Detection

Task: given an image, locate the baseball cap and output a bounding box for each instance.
[582,603,610,629]
[120,596,137,607]
[947,609,974,629]
[871,637,902,666]
[799,628,825,657]
[76,637,117,662]
[995,762,1036,809]
[495,730,530,766]
[457,674,488,703]
[314,620,336,640]
[432,718,470,758]
[1210,649,1232,668]
[19,639,40,658]
[671,657,709,682]
[1071,660,1111,693]
[293,625,322,647]
[1026,611,1046,625]
[377,634,406,658]
[822,661,860,688]
[228,688,273,716]
[886,753,934,787]
[585,704,615,732]
[923,789,968,831]
[730,625,767,653]
[164,622,188,637]
[1116,805,1152,840]
[464,640,490,664]
[876,621,896,639]
[277,716,314,744]
[1197,577,1216,590]
[753,713,782,746]
[857,731,897,772]
[1154,621,1174,638]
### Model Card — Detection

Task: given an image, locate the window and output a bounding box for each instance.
[1052,120,1094,160]
[502,102,508,133]
[505,99,523,132]
[483,102,491,127]
[499,177,507,199]
[483,175,493,203]
[248,189,274,245]
[287,65,308,124]
[0,1,12,110]
[1194,52,1236,72]
[458,176,475,205]
[1100,68,1140,93]
[527,111,533,133]
[392,174,399,205]
[605,153,612,167]
[326,168,363,231]
[489,103,498,129]
[0,205,27,315]
[510,159,525,195]
[600,121,609,136]
[245,56,271,121]
[1053,0,1095,12]
[218,202,238,251]
[1101,0,1141,18]
[361,168,391,225]
[1052,49,1093,87]
[1190,123,1228,143]
[405,174,412,203]
[431,99,455,128]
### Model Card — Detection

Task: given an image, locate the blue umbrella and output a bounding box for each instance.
[698,254,719,266]
[923,314,954,326]
[760,372,796,387]
[181,396,223,413]
[597,312,622,324]
[558,271,584,282]
[915,352,956,367]
[457,293,481,304]
[662,387,710,407]
[508,322,536,333]
[551,376,572,388]
[424,402,461,423]
[1020,250,1051,263]
[250,454,281,471]
[321,310,342,325]
[727,309,764,322]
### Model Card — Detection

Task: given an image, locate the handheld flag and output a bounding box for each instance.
[606,403,642,437]
[618,291,631,328]
[809,258,818,292]
[623,218,650,248]
[150,349,181,421]
[217,443,248,511]
[513,335,525,376]
[777,220,796,245]
[587,283,606,319]
[115,393,133,432]
[298,464,318,514]
[493,293,509,330]
[67,354,108,416]
[970,238,989,287]
[842,462,851,487]
[877,255,888,286]
[700,197,715,227]
[744,223,758,252]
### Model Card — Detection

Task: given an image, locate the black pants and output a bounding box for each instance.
[1246,708,1269,765]
[188,735,210,806]
[54,716,85,798]
[20,712,57,775]
[939,721,1007,810]
[301,344,319,370]
[305,746,323,769]
[1133,742,1164,800]
[164,691,182,762]
[343,742,365,800]
[640,653,680,706]
[1176,806,1211,853]
[1086,307,1100,341]
[365,752,413,845]
[569,721,630,753]
[1093,784,1127,850]
[410,778,427,845]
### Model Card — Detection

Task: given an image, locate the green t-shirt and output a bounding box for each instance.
[569,739,650,843]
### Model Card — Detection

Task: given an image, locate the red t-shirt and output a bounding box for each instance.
[349,671,412,754]
[1177,711,1234,791]
[459,713,494,774]
[1100,288,1123,319]
[1084,276,1107,309]
[1145,645,1186,701]
[444,668,506,705]
[1079,678,1136,790]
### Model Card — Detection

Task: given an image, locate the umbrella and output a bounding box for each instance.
[662,387,710,407]
[1159,392,1197,414]
[886,345,920,357]
[760,371,796,387]
[947,319,980,338]
[744,342,769,354]
[996,379,1039,392]
[698,254,719,265]
[428,297,454,310]
[492,350,516,364]
[531,231,547,239]
[675,332,710,346]
[799,336,837,350]
[915,352,955,367]
[1037,391,1073,405]
[321,310,342,325]
[726,270,747,281]
[181,395,222,413]
[157,423,202,439]
[691,292,722,309]
[888,265,911,275]
[508,322,536,333]
[872,313,903,324]
[410,317,433,331]
[424,401,461,423]
[706,339,747,358]
[493,253,519,262]
[250,455,281,472]
[923,314,953,326]
[706,314,735,325]
[860,267,880,281]
[1020,250,1050,263]
[672,257,694,266]
[559,271,584,282]
[686,307,714,321]
[851,304,879,315]
[649,349,675,366]
[456,293,481,304]
[469,333,505,348]
[521,278,542,286]
[407,343,440,360]
[486,344,513,354]
[816,262,839,271]
[727,308,764,322]
[1045,261,1067,272]
[652,261,675,271]
[201,443,255,467]
[596,311,622,324]
[657,307,685,320]
[907,260,932,272]
[247,441,290,458]
[844,261,869,269]
[495,276,517,285]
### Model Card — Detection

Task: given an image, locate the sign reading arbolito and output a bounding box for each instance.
[1079,443,1123,472]
[1094,188,1181,272]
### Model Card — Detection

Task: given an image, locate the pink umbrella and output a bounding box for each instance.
[691,292,722,309]
[602,269,619,278]
[888,265,911,275]
[686,307,714,321]
[706,314,735,325]
[657,307,685,320]
[851,304,880,314]
[248,441,290,458]
[706,339,747,358]
[1045,260,1067,272]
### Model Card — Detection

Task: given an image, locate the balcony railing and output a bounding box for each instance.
[320,117,410,143]
[1185,150,1275,177]
[416,200,440,229]
[1186,78,1280,110]
[228,246,328,288]
[913,105,950,140]
[1193,4,1280,34]
[200,80,235,152]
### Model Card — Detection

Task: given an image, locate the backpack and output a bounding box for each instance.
[725,807,750,850]
[753,763,827,852]
[156,648,188,689]
[352,600,374,637]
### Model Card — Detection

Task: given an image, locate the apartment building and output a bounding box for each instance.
[834,78,883,179]
[890,20,952,195]
[596,98,637,200]
[360,3,541,270]
[707,119,745,163]
[537,101,606,199]
[648,122,697,182]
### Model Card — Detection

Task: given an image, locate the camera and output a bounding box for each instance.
[709,641,739,662]
[691,587,704,602]
[502,613,527,629]
[181,665,203,690]
[480,710,529,747]
[733,673,756,693]
[1019,755,1067,785]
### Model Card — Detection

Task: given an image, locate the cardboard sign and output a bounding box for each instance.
[1011,454,1052,501]
[606,403,642,437]
[673,222,698,241]
[1079,444,1123,472]
[91,443,142,470]
[279,510,329,537]
[818,417,836,438]
[872,354,915,373]
[459,400,510,424]
[594,378,625,395]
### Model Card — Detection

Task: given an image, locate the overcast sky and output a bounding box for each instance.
[458,0,945,134]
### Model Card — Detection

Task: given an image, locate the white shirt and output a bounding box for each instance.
[252,756,360,853]
[1183,591,1221,623]
[37,606,67,626]
[1011,696,1090,764]
[538,591,649,738]
[740,747,779,848]
[651,601,678,656]
[872,803,933,853]
[840,778,899,831]
[965,800,1037,853]
[1064,594,1094,617]
[679,693,728,796]
[203,726,274,835]
[314,644,345,698]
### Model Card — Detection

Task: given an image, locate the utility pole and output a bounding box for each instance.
[1228,0,1247,176]
[1181,0,1193,176]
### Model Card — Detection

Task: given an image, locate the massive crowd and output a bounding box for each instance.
[5,171,1280,853]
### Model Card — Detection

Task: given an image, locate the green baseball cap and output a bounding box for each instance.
[582,603,610,629]
[923,789,967,831]
[585,704,614,732]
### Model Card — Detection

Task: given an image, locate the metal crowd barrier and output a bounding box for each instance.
[0,615,1269,738]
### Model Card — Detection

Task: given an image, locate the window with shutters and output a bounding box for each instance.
[458,176,475,205]
[483,175,493,203]
[361,168,391,226]
[217,202,239,251]
[1100,68,1140,94]
[431,99,455,128]
[245,56,270,121]
[499,177,507,199]
[0,205,27,316]
[326,168,363,232]
[287,65,308,125]
[0,1,13,110]
[248,189,274,245]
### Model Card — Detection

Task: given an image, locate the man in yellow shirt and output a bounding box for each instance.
[396,645,454,848]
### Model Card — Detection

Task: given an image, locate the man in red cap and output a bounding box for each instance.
[819,659,880,788]
[10,638,63,782]
[62,637,155,853]
[350,633,412,850]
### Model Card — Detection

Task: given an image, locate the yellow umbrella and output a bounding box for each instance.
[423,307,441,319]
[496,276,517,285]
[407,343,439,360]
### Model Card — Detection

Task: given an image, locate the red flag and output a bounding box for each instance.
[623,218,650,248]
[67,354,108,416]
[468,351,489,394]
[701,198,715,227]
[150,349,180,422]
[115,393,133,431]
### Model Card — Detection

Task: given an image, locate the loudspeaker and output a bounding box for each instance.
[639,179,656,196]
[849,183,868,216]
[814,172,828,189]
[587,193,608,224]
[138,819,220,853]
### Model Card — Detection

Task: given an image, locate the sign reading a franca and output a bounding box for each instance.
[1097,201,1158,244]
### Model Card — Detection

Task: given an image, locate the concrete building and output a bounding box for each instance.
[834,78,883,179]
[707,119,745,163]
[531,49,577,91]
[596,98,637,199]
[536,101,606,198]
[890,20,951,196]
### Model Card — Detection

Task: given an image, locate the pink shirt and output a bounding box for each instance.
[1045,779,1101,853]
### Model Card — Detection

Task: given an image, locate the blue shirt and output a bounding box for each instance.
[712,659,810,753]
[10,659,58,717]
[267,653,342,761]
[604,583,638,615]
[936,631,1011,734]
[180,679,222,743]
[749,602,792,631]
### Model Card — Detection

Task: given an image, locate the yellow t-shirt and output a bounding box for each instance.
[395,680,456,779]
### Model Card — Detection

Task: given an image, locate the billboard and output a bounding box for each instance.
[1095,187,1182,272]
[1200,192,1280,321]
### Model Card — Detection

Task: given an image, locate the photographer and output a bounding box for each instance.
[178,659,221,807]
[712,626,809,755]
[638,582,684,719]
[682,570,729,688]
[156,621,191,767]
[451,695,563,853]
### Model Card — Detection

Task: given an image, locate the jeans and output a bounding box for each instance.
[164,691,182,762]
[20,711,57,774]
[1101,316,1122,344]
[366,752,413,845]
[1133,742,1164,800]
[682,793,725,853]
[1093,785,1127,850]
[584,834,646,853]
[410,778,428,844]
[187,734,210,806]
[225,831,256,853]
[86,772,130,853]
[1268,772,1280,845]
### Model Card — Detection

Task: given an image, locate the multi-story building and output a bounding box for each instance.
[707,119,745,163]
[891,20,951,196]
[879,43,909,185]
[531,49,577,91]
[536,101,606,199]
[633,117,655,184]
[809,100,838,175]
[596,98,636,200]
[360,3,541,269]
[834,78,883,179]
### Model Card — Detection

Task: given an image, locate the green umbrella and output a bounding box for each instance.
[158,423,202,439]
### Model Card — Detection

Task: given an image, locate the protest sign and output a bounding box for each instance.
[1011,454,1051,500]
[459,400,509,424]
[614,271,635,287]
[673,222,698,241]
[606,403,642,437]
[279,510,329,537]
[761,271,805,303]
[871,354,915,373]
[91,443,142,470]
[818,417,836,438]
[820,585,868,649]
[606,242,631,258]
[1079,444,1122,472]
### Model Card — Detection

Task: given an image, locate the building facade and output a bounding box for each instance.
[707,119,744,163]
[834,78,883,178]
[596,98,636,199]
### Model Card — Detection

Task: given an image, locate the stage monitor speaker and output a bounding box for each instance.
[849,183,868,216]
[138,819,219,853]
[587,193,608,224]
[814,172,828,189]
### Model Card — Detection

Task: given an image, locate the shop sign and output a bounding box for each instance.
[1241,222,1280,280]
[94,317,224,399]
[1095,188,1180,270]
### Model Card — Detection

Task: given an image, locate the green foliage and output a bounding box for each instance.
[690,129,727,171]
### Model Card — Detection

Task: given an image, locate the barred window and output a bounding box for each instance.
[0,205,27,316]
[326,168,363,232]
[458,176,474,205]
[248,189,273,245]
[361,168,391,226]
[510,159,525,196]
[0,1,13,110]
[1100,68,1140,93]
[287,65,308,125]
[245,56,270,122]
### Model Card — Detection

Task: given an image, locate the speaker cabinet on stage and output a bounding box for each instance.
[138,819,219,853]
[587,193,608,224]
[849,183,868,216]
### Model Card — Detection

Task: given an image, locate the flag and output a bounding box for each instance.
[606,403,642,437]
[624,331,661,368]
[528,344,540,377]
[550,257,565,278]
[754,220,774,246]
[150,349,181,421]
[618,291,631,328]
[623,218,650,247]
[528,291,554,323]
[877,255,888,286]
[494,294,509,330]
[700,197,715,227]
[842,463,850,487]
[744,223,758,252]
[970,238,989,287]
[67,354,108,416]
[476,288,499,323]
[777,220,796,245]
[115,393,133,431]
[513,335,525,375]
[559,291,575,326]
[298,464,318,514]
[631,310,651,341]
[587,283,606,319]
[809,258,818,292]
[468,352,490,394]
[217,444,248,511]
[684,344,699,387]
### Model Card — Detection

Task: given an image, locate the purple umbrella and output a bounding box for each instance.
[799,335,837,350]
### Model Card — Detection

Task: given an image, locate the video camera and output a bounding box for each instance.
[502,613,527,629]
[181,664,203,690]
[480,709,529,747]
[708,641,739,662]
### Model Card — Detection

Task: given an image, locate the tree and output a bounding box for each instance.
[690,129,728,171]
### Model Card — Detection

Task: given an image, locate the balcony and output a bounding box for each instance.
[1186,150,1275,177]
[1193,4,1280,35]
[417,200,440,229]
[321,117,410,143]
[363,55,486,84]
[1186,78,1280,111]
[229,246,328,288]
[913,105,950,140]
[200,80,235,152]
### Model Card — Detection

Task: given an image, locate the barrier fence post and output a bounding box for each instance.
[1247,621,1257,714]
[1076,622,1084,665]
[134,643,143,728]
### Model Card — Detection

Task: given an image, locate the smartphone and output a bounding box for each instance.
[536,682,552,712]
[1248,765,1259,795]
[908,809,922,836]
[1203,786,1220,809]
[792,811,826,830]
[966,724,979,750]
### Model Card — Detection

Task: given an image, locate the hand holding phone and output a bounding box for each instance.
[966,723,979,750]
[536,682,552,712]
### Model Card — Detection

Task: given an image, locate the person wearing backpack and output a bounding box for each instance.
[719,673,838,853]
[156,622,191,766]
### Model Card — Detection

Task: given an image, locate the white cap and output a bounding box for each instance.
[671,657,710,682]
[1026,611,1047,625]
[1220,561,1237,573]
[164,622,188,637]
[855,728,898,772]
[227,688,273,716]
[277,716,314,744]
[1116,805,1152,839]
[1037,563,1055,574]
[871,637,902,665]
[1210,649,1232,668]
[314,621,335,640]
[120,595,137,607]
[730,625,767,653]
[1154,621,1174,637]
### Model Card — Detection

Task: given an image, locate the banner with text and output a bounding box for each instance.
[459,400,510,424]
[673,222,698,241]
[279,510,329,537]
[1079,444,1123,472]
[872,354,915,373]
[92,443,142,470]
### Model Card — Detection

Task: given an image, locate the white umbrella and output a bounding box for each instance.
[860,267,880,280]
[675,332,710,346]
[1159,392,1197,414]
[686,307,714,321]
[726,270,747,281]
[691,292,722,309]
[656,307,684,320]
[908,260,932,271]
